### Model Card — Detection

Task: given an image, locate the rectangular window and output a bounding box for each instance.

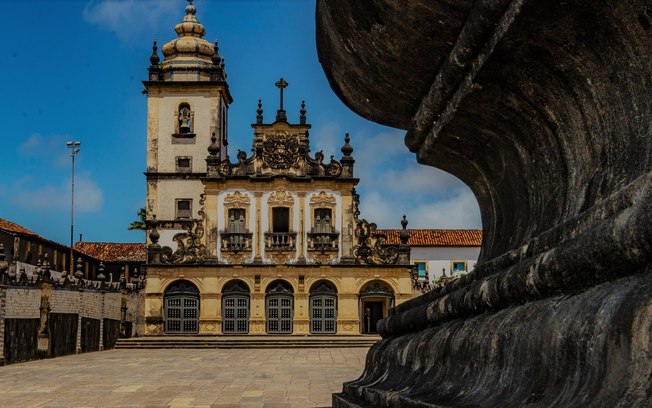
[272,207,290,233]
[414,261,427,279]
[227,208,246,233]
[176,199,192,219]
[452,261,467,273]
[176,157,192,173]
[314,208,333,233]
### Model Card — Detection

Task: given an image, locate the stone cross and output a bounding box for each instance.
[275,77,288,110]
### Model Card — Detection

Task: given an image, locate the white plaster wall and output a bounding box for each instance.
[154,179,204,220]
[153,93,223,173]
[411,247,481,282]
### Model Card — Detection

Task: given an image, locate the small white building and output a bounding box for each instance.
[378,229,482,284]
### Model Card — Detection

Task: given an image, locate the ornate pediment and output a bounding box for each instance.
[223,191,251,208]
[268,188,294,206]
[262,131,300,170]
[310,191,336,207]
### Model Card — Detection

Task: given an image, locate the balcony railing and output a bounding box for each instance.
[265,232,297,252]
[220,232,253,252]
[307,232,339,252]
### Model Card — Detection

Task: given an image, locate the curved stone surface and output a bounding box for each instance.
[317,0,652,262]
[317,0,652,406]
[335,271,652,408]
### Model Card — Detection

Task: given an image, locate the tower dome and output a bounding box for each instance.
[160,0,216,75]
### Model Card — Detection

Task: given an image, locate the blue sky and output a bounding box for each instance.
[0,0,481,245]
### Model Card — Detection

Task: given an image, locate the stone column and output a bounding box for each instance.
[293,293,310,334]
[249,292,266,334]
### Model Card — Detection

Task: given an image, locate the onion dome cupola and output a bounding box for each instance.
[158,0,225,81]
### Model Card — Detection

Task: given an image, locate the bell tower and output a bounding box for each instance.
[144,0,232,223]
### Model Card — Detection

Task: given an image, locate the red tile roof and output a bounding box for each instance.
[0,218,40,237]
[74,242,146,263]
[376,229,483,247]
[0,218,70,250]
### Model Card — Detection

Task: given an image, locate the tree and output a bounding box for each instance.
[128,207,147,231]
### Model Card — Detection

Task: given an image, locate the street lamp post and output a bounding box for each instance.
[66,141,81,276]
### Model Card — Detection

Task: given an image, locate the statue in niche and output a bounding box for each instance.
[179,105,192,134]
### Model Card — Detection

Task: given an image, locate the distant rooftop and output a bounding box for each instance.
[377,229,483,247]
[74,242,146,263]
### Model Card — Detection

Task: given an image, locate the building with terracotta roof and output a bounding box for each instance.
[379,228,483,284]
[0,218,145,282]
[0,218,102,279]
[74,242,146,282]
[141,1,413,336]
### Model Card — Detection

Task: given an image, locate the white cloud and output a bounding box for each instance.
[83,0,178,42]
[11,173,104,213]
[352,128,482,229]
[19,133,43,154]
[359,189,481,230]
[18,133,72,168]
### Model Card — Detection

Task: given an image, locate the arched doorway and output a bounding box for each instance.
[222,280,250,334]
[266,280,294,334]
[359,281,394,334]
[310,280,337,334]
[164,280,200,334]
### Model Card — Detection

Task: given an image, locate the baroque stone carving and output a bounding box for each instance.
[309,191,336,206]
[268,188,294,206]
[262,132,300,170]
[223,191,251,208]
[161,194,208,264]
[351,189,399,265]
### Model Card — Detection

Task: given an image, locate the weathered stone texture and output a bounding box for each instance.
[317,0,652,406]
[5,288,41,319]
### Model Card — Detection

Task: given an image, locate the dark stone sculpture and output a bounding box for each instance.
[316,0,652,406]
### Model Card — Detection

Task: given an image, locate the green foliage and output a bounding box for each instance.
[128,207,147,231]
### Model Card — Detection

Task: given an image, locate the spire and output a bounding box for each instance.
[299,100,307,125]
[341,132,353,157]
[150,40,160,65]
[256,98,264,124]
[275,77,288,122]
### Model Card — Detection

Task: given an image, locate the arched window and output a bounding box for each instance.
[164,280,199,334]
[359,281,394,334]
[310,280,337,334]
[222,280,250,334]
[265,280,294,334]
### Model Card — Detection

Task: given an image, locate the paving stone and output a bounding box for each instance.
[0,348,366,407]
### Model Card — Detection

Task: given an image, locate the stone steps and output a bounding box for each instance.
[115,335,380,349]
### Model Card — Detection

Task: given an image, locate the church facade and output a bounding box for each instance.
[142,1,413,336]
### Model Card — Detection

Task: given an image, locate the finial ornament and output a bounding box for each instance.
[208,132,220,156]
[212,41,221,65]
[256,99,264,124]
[300,100,307,125]
[400,215,409,245]
[150,40,160,65]
[185,0,196,15]
[341,132,353,157]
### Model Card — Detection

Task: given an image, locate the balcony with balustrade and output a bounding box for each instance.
[307,232,339,253]
[220,232,253,253]
[264,232,297,252]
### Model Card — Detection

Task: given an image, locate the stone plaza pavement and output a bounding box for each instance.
[0,348,369,407]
